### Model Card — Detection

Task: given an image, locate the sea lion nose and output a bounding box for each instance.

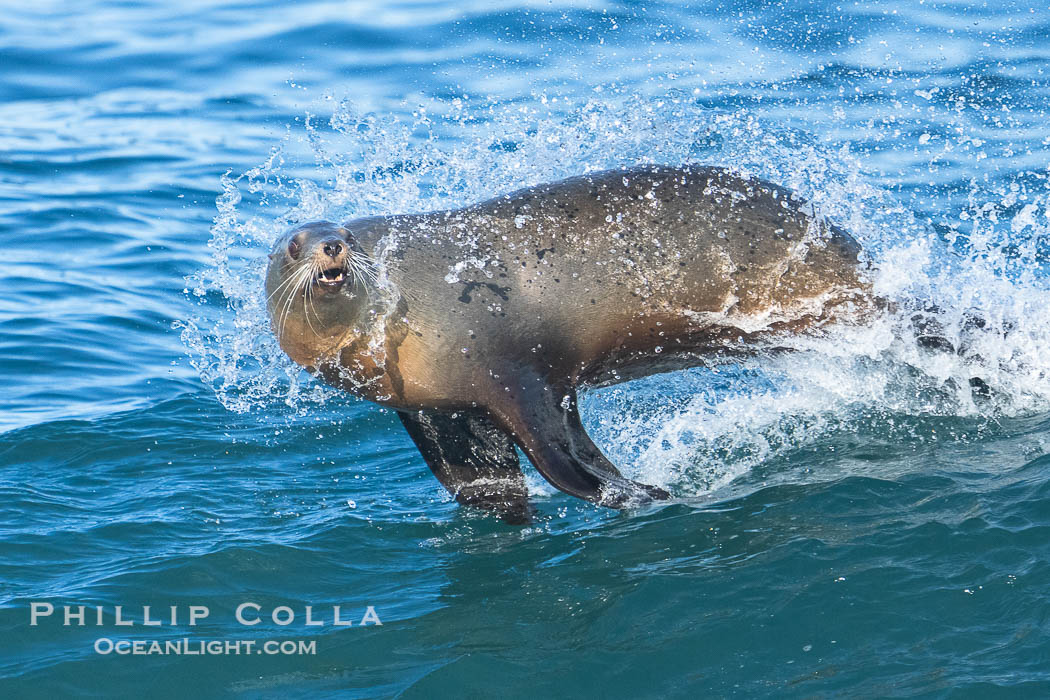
[322,239,343,258]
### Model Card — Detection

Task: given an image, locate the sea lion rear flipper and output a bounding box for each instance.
[397,409,531,523]
[493,385,670,509]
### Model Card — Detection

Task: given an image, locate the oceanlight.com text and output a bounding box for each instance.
[94,638,318,656]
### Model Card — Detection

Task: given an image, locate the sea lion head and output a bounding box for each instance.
[265,220,378,362]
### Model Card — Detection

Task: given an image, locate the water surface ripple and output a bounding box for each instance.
[3,1,1050,696]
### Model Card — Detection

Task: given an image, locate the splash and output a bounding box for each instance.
[181,92,1050,496]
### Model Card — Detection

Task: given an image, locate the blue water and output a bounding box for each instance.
[4,0,1050,696]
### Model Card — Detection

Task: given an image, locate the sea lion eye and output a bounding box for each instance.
[288,239,301,259]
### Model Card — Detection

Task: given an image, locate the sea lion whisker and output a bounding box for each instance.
[303,261,324,336]
[341,253,373,294]
[350,257,380,285]
[270,260,318,305]
[273,267,302,337]
[265,262,313,304]
[348,259,368,292]
[275,269,301,339]
[352,252,411,301]
[278,263,313,339]
[351,253,380,283]
[286,263,314,335]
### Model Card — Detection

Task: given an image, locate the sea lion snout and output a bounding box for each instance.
[321,238,343,259]
[310,238,349,292]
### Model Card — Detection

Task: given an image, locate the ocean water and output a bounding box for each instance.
[3,0,1050,696]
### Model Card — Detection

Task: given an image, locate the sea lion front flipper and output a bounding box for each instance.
[397,409,531,523]
[491,385,670,509]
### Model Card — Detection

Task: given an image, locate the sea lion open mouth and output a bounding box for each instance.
[316,266,346,291]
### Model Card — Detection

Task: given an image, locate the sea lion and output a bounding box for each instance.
[265,164,872,521]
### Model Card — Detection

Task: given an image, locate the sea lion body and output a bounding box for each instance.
[266,165,870,520]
